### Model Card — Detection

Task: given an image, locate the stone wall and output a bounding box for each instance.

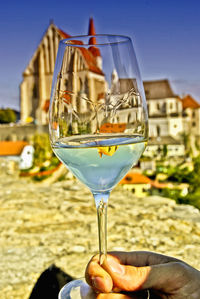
[0,124,48,141]
[0,160,199,298]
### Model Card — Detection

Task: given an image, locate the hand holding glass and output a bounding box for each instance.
[49,35,148,298]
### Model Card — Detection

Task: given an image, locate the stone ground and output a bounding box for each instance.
[0,160,200,298]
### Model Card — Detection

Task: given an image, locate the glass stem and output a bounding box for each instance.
[93,191,110,265]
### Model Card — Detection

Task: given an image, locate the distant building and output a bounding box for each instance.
[0,141,34,169]
[20,22,70,125]
[143,79,200,156]
[19,21,200,157]
[119,171,152,197]
[20,18,105,126]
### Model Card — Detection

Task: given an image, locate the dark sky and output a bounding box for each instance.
[0,0,200,109]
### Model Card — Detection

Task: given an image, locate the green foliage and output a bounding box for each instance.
[167,166,192,183]
[32,133,59,168]
[160,188,182,202]
[182,190,200,210]
[0,108,17,123]
[187,155,200,192]
[153,154,200,210]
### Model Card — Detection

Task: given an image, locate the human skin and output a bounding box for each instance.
[85,251,200,299]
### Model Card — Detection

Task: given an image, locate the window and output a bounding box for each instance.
[132,188,135,193]
[192,122,196,127]
[157,125,160,136]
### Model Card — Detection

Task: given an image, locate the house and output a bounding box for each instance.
[119,170,189,198]
[143,79,200,156]
[119,171,152,197]
[0,141,34,170]
[144,79,183,138]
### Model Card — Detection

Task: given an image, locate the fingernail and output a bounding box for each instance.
[108,259,125,275]
[91,276,104,290]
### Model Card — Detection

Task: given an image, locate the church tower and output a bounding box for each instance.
[88,18,102,70]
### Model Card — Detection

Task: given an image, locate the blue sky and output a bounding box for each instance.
[0,0,200,110]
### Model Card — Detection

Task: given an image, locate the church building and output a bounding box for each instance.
[20,18,101,125]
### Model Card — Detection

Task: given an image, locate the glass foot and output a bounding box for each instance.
[58,278,96,299]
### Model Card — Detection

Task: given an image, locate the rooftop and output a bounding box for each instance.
[143,79,177,100]
[0,141,29,156]
[182,95,200,109]
[120,171,152,185]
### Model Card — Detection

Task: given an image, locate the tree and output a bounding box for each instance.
[0,108,17,123]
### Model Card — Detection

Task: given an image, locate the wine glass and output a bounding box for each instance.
[49,34,148,298]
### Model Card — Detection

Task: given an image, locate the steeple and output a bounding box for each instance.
[88,17,96,35]
[88,17,96,45]
[88,17,102,69]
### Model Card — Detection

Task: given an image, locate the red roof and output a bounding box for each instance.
[182,95,200,109]
[57,19,102,74]
[120,172,152,185]
[79,47,103,74]
[0,141,29,156]
[57,28,71,39]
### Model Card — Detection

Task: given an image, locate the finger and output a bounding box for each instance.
[107,251,181,267]
[104,255,187,294]
[85,254,113,293]
[102,255,151,292]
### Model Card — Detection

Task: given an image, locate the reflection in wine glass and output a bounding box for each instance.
[49,34,148,298]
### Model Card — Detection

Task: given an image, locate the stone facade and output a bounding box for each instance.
[20,23,69,125]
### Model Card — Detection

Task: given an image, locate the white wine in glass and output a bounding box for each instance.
[49,34,148,298]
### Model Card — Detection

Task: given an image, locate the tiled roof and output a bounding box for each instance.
[56,28,71,39]
[79,46,103,75]
[0,141,29,156]
[144,79,176,99]
[120,172,152,185]
[182,95,200,109]
[57,18,102,75]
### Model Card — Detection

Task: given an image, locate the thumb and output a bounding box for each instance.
[102,256,182,293]
[102,255,151,292]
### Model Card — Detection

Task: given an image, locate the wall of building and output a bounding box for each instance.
[0,124,48,141]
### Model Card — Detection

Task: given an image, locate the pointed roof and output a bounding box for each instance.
[23,19,102,77]
[143,79,176,99]
[88,17,101,57]
[88,17,96,35]
[57,28,71,39]
[182,95,200,109]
